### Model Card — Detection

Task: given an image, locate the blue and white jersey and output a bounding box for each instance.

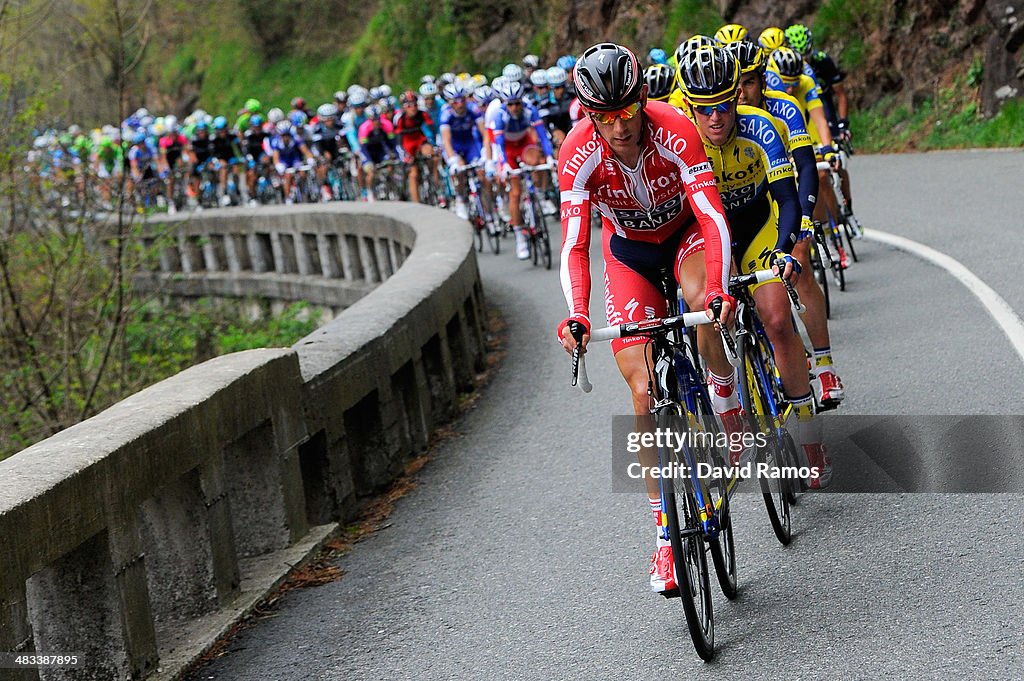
[439,101,483,145]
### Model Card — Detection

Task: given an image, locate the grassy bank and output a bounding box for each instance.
[851,91,1024,153]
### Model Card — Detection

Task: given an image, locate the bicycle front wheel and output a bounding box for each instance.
[737,333,792,545]
[534,199,551,269]
[657,407,715,660]
[686,359,737,600]
[843,218,860,262]
[811,239,831,319]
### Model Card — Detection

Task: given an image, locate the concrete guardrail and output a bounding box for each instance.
[0,202,487,680]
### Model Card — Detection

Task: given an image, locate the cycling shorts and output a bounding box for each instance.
[401,135,430,159]
[683,210,782,294]
[603,222,700,355]
[275,152,304,174]
[362,145,390,166]
[450,140,482,164]
[503,137,537,172]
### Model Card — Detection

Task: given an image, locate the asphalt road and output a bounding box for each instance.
[186,150,1024,680]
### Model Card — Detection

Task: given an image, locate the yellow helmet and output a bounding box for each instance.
[676,45,740,106]
[758,27,785,51]
[715,23,748,44]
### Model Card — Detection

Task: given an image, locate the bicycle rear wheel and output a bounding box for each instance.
[524,198,539,266]
[478,194,500,254]
[825,210,846,292]
[737,333,792,545]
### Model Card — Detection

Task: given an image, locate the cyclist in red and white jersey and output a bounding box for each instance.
[556,43,735,595]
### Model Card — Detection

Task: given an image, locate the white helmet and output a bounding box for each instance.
[502,63,523,81]
[546,66,568,87]
[267,107,285,124]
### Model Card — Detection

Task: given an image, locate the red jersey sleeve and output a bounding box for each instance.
[557,126,596,332]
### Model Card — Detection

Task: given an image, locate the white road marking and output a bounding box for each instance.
[864,228,1024,363]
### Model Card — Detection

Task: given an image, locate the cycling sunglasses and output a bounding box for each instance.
[589,101,642,125]
[505,99,523,106]
[693,100,736,116]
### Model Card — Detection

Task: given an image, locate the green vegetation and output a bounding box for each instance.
[851,75,1024,152]
[662,0,723,49]
[2,296,321,460]
[815,0,886,48]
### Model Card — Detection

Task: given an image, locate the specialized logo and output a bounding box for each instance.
[624,297,640,321]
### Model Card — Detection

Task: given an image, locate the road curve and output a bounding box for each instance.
[186,150,1024,680]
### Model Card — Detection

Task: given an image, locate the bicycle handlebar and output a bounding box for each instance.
[453,160,484,174]
[572,311,716,393]
[508,162,553,176]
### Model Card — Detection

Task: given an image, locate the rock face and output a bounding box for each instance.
[495,0,1023,118]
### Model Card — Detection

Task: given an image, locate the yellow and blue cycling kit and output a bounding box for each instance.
[699,105,801,281]
[760,90,819,225]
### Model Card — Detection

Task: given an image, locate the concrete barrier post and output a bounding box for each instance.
[198,457,243,603]
[105,508,159,680]
[317,234,340,278]
[0,588,35,681]
[25,533,129,681]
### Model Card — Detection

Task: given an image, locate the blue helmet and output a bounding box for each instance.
[213,115,228,130]
[556,54,577,71]
[648,48,668,65]
[131,131,146,145]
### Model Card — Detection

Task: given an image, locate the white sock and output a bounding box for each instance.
[649,498,670,547]
[708,368,739,413]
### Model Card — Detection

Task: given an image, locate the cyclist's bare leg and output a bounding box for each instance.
[217,160,228,195]
[839,167,853,211]
[792,238,830,349]
[551,129,566,158]
[679,250,733,381]
[750,282,811,396]
[814,169,840,223]
[408,161,421,203]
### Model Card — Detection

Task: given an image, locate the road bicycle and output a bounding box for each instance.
[808,219,844,317]
[372,159,407,201]
[818,159,860,263]
[453,161,501,255]
[722,264,807,545]
[507,162,553,269]
[572,276,736,660]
